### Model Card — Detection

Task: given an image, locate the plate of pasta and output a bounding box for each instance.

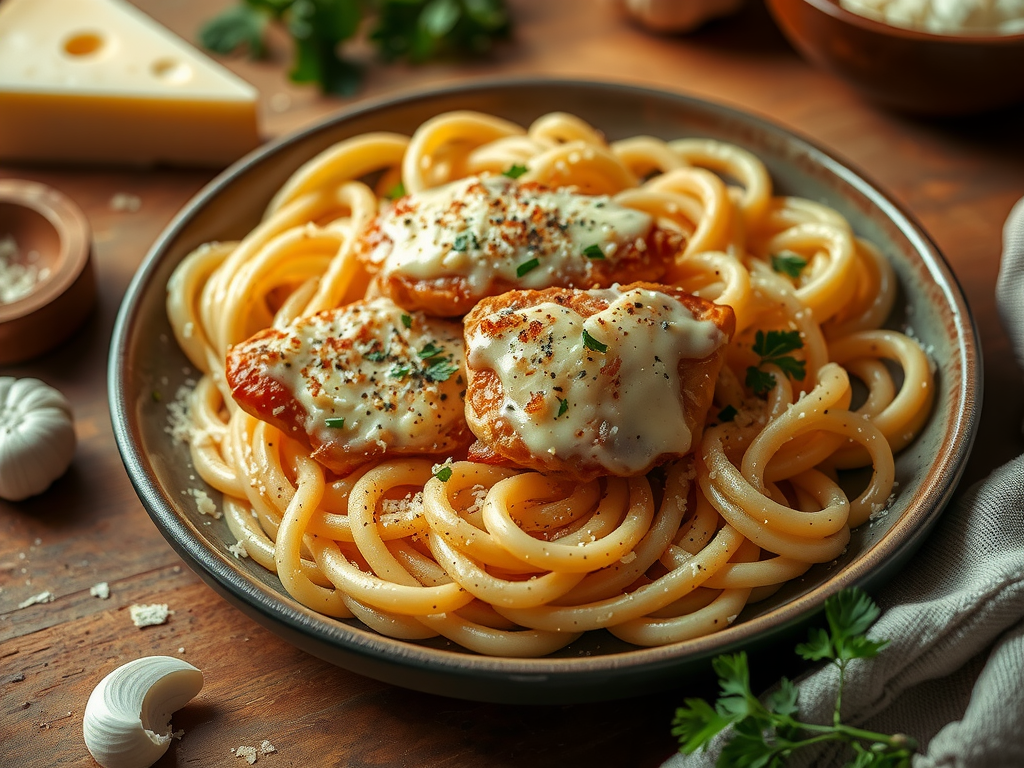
[109,79,979,704]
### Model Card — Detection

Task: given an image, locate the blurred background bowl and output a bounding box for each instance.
[766,0,1024,114]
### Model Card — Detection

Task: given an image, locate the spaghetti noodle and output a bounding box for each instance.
[165,110,933,656]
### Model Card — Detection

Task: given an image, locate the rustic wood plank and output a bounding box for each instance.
[2,1,1024,766]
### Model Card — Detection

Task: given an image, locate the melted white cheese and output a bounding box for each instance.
[266,298,466,457]
[467,287,726,475]
[365,175,653,291]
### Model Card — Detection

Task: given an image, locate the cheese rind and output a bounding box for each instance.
[0,0,261,167]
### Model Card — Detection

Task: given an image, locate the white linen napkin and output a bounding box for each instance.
[664,196,1024,768]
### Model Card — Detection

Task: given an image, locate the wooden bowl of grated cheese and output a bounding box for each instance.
[0,179,95,365]
[767,0,1024,114]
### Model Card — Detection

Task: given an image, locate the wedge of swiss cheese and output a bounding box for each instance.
[0,0,261,167]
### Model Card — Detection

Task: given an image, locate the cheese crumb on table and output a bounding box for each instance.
[260,740,276,755]
[234,746,259,764]
[89,582,110,599]
[109,192,141,212]
[129,603,172,627]
[17,591,54,609]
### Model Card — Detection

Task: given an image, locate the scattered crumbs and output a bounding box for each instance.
[33,537,41,546]
[235,745,259,764]
[109,192,142,212]
[260,740,277,755]
[619,551,637,564]
[10,673,25,683]
[165,384,195,444]
[172,729,185,739]
[89,582,110,599]
[0,234,50,304]
[380,491,424,517]
[178,647,186,653]
[173,566,181,573]
[188,487,221,518]
[129,603,172,628]
[227,542,249,559]
[727,614,738,624]
[17,591,54,609]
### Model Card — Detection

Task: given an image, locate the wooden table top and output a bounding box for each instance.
[3,1,1024,766]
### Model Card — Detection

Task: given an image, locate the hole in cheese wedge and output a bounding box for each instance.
[0,0,261,168]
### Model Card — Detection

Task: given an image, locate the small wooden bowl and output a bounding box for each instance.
[767,0,1024,114]
[0,180,95,365]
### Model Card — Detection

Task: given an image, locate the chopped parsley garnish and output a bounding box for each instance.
[771,251,808,278]
[424,360,460,382]
[386,181,406,200]
[745,329,806,395]
[516,258,540,277]
[452,234,469,252]
[401,313,412,329]
[582,329,608,353]
[717,405,738,423]
[325,417,346,428]
[556,398,569,418]
[364,349,387,362]
[151,390,162,403]
[389,364,411,378]
[418,343,445,359]
[502,163,528,179]
[583,244,605,259]
[433,465,453,482]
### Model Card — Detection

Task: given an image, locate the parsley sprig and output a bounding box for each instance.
[673,589,916,768]
[745,329,806,395]
[771,251,808,278]
[200,0,511,96]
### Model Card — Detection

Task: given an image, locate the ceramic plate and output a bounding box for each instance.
[109,79,980,704]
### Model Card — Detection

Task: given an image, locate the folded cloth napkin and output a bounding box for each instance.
[664,196,1024,768]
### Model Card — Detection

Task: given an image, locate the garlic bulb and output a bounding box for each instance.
[83,656,204,768]
[0,377,76,501]
[620,0,746,32]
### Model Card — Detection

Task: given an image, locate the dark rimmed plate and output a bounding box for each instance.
[108,78,980,704]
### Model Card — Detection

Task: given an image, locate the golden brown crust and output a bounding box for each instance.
[463,282,735,482]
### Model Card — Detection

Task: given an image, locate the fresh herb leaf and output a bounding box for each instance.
[325,416,346,428]
[199,4,270,57]
[673,588,916,768]
[502,163,528,179]
[746,366,777,396]
[418,343,445,359]
[365,349,387,362]
[747,329,806,394]
[401,313,413,329]
[517,258,540,277]
[752,329,803,359]
[452,233,469,252]
[582,329,608,353]
[771,251,808,278]
[424,360,460,382]
[386,181,406,200]
[717,404,738,422]
[390,364,411,378]
[583,244,605,260]
[202,0,512,95]
[433,464,453,482]
[556,398,568,418]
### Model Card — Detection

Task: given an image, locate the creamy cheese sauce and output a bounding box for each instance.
[364,175,653,291]
[467,287,726,474]
[265,298,466,456]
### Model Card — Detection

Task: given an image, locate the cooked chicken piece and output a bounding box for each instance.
[357,174,679,316]
[462,283,734,482]
[226,298,471,475]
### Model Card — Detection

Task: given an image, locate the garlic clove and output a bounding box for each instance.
[0,376,76,501]
[83,656,203,768]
